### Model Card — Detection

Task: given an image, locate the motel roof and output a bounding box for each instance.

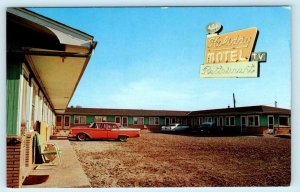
[65,108,191,117]
[65,105,290,117]
[188,105,291,116]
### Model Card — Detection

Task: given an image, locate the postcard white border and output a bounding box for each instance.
[0,1,298,192]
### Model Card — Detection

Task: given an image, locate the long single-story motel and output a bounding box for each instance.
[62,105,290,135]
[6,8,291,188]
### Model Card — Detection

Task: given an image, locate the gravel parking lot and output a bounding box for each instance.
[70,130,290,187]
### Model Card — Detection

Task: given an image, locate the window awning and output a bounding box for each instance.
[25,46,92,114]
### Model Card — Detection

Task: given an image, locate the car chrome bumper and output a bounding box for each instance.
[67,135,77,140]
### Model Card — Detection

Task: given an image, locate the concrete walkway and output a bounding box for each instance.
[22,140,91,188]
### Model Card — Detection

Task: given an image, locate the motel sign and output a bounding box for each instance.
[200,23,267,78]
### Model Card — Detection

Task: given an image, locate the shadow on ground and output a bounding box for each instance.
[152,130,267,138]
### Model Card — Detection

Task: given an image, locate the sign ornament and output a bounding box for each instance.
[200,23,267,78]
[206,22,223,34]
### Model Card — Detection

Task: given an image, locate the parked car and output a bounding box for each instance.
[68,122,141,142]
[161,123,190,132]
[197,122,216,134]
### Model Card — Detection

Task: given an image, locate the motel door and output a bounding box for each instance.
[165,117,170,126]
[64,115,71,129]
[241,116,247,133]
[122,117,128,127]
[115,116,121,124]
[56,115,62,129]
[268,116,274,134]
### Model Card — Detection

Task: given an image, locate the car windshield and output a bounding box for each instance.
[202,122,214,126]
[89,122,97,128]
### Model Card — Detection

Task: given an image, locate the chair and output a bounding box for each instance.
[36,133,62,166]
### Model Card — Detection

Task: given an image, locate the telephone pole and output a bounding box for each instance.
[233,93,236,108]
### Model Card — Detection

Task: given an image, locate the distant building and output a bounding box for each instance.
[6,8,96,188]
[61,105,290,135]
[188,105,290,135]
[63,108,190,131]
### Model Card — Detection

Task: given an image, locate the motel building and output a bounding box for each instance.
[59,108,190,132]
[57,105,290,135]
[6,8,97,188]
[188,105,291,135]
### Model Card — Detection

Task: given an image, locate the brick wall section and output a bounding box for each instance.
[144,125,161,132]
[25,133,35,167]
[7,137,22,188]
[262,127,269,135]
[128,124,145,129]
[246,126,264,135]
[275,127,291,135]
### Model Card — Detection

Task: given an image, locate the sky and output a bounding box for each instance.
[28,7,291,111]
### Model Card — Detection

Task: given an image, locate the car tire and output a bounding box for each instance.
[119,136,127,142]
[77,133,87,141]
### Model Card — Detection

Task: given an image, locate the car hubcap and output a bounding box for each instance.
[79,134,85,140]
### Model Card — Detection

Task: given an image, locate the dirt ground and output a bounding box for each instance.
[70,130,290,187]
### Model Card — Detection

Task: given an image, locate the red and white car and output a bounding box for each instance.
[68,122,141,142]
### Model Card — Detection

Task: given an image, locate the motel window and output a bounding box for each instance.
[44,103,48,124]
[45,105,49,124]
[165,117,170,126]
[219,117,223,126]
[193,118,198,126]
[20,76,28,128]
[213,117,218,124]
[47,105,51,124]
[115,116,121,123]
[95,116,107,122]
[103,123,113,129]
[37,92,43,121]
[44,103,49,124]
[20,64,33,133]
[133,117,144,125]
[39,97,43,122]
[149,117,159,125]
[52,114,56,126]
[225,116,235,126]
[42,100,46,122]
[171,117,176,124]
[198,117,203,125]
[205,117,212,123]
[56,116,62,126]
[181,118,187,125]
[248,115,259,127]
[75,116,86,124]
[279,116,289,126]
[31,79,38,129]
[50,110,54,125]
